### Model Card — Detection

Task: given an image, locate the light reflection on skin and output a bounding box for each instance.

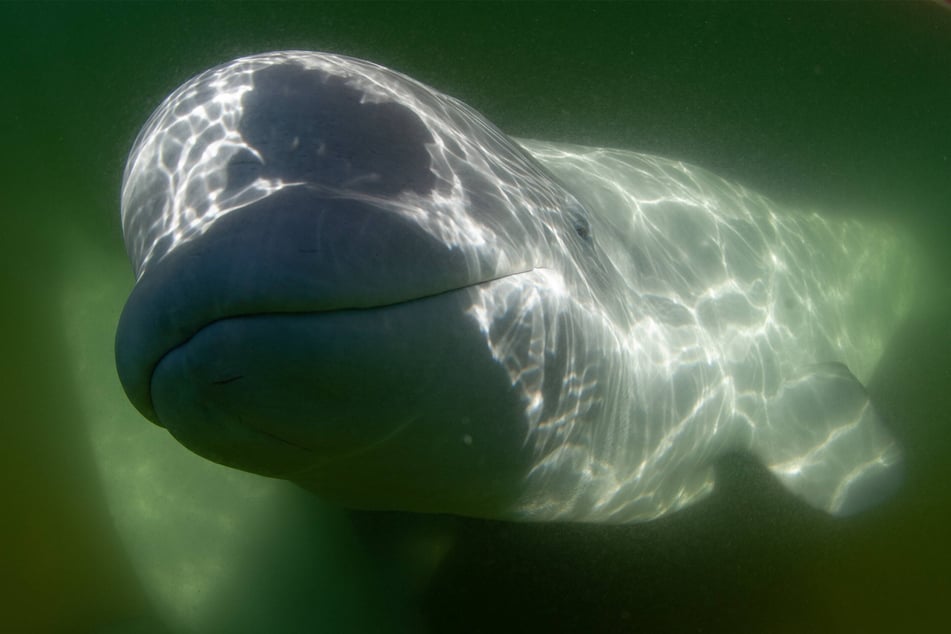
[472,141,916,520]
[121,51,916,524]
[122,52,570,284]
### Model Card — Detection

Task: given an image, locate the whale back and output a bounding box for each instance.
[504,139,916,519]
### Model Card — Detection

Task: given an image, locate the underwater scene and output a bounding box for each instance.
[3,3,949,633]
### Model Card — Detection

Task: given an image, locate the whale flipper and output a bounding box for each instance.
[748,363,902,516]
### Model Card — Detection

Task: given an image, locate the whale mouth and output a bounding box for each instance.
[143,268,536,480]
[115,186,537,427]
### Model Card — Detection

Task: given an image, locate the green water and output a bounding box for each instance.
[2,2,949,632]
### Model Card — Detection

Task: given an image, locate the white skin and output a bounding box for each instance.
[118,52,914,524]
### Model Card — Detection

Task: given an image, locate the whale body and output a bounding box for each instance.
[116,51,915,522]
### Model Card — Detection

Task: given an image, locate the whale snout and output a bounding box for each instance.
[114,183,536,514]
[115,189,471,426]
[147,302,437,479]
[119,232,531,513]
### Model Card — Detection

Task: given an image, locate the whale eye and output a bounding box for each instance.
[566,199,593,243]
[573,217,591,241]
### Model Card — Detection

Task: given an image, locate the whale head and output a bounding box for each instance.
[116,51,606,517]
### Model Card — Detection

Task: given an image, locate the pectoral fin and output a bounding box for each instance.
[750,363,903,516]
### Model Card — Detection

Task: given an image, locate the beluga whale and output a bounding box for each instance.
[116,51,916,523]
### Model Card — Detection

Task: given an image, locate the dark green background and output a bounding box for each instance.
[2,2,949,633]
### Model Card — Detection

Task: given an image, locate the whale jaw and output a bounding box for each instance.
[142,278,535,517]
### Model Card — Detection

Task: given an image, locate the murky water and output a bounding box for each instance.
[3,3,949,632]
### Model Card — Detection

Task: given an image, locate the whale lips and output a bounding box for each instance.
[115,188,473,426]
